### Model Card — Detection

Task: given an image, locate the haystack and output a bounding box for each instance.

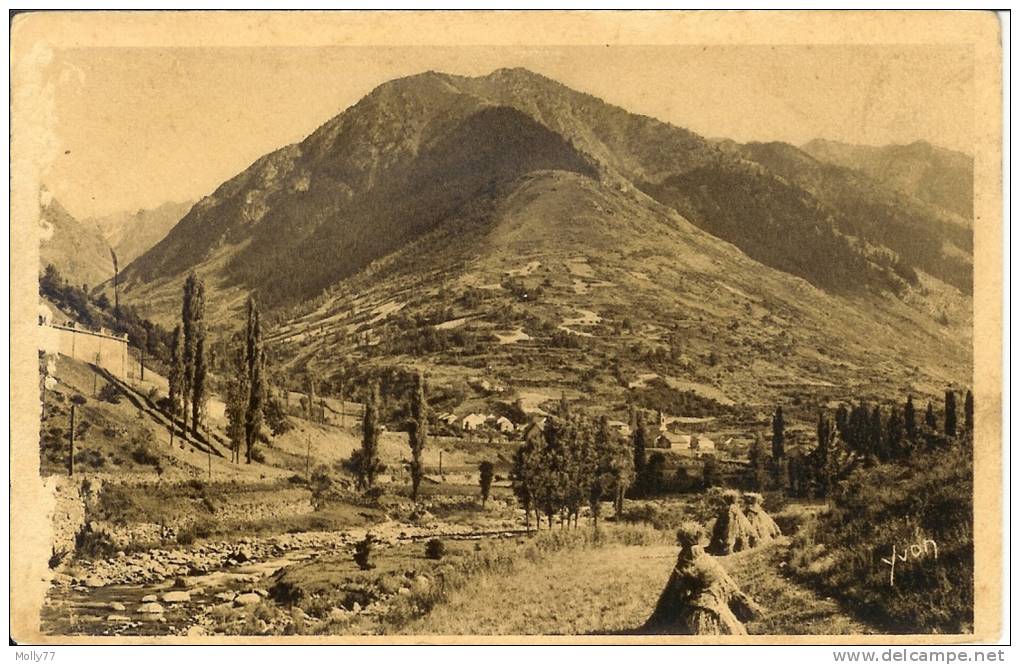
[743,492,782,545]
[643,521,764,635]
[708,489,755,555]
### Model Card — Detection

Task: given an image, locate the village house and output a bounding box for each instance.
[461,413,488,431]
[493,416,515,433]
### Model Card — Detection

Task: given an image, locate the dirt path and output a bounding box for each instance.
[401,537,877,635]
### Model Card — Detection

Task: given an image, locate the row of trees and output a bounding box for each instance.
[224,298,267,463]
[512,415,634,530]
[759,388,974,498]
[167,273,208,441]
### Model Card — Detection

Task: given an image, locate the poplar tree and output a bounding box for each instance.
[869,405,883,461]
[925,401,937,432]
[631,413,648,497]
[885,406,904,461]
[181,273,207,438]
[181,274,197,435]
[964,390,974,434]
[408,371,427,501]
[904,395,917,443]
[944,389,957,438]
[347,382,384,491]
[771,406,785,483]
[244,297,265,463]
[167,325,184,432]
[478,460,494,507]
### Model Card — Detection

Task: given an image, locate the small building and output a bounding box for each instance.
[437,412,459,426]
[607,420,632,437]
[461,413,488,431]
[494,416,515,433]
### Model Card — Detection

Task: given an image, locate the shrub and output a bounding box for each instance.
[74,523,117,560]
[353,534,376,570]
[98,382,122,404]
[49,547,67,569]
[425,538,446,560]
[131,443,159,467]
[788,446,973,633]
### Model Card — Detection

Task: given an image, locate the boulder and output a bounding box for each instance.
[106,614,131,622]
[162,591,191,603]
[138,602,164,614]
[214,591,237,602]
[141,594,158,603]
[109,602,126,612]
[234,593,261,606]
[84,575,105,588]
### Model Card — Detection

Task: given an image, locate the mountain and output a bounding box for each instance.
[39,191,114,289]
[717,140,972,293]
[87,199,195,265]
[801,138,974,220]
[117,68,972,408]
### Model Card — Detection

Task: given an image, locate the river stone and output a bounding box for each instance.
[234,593,261,606]
[253,588,268,598]
[214,591,236,602]
[138,602,164,614]
[106,614,131,622]
[84,575,105,588]
[141,594,158,603]
[186,625,207,637]
[109,602,126,612]
[162,591,191,603]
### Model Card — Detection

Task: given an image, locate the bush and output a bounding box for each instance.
[74,523,117,560]
[131,443,159,467]
[425,538,446,560]
[353,534,376,570]
[98,382,122,404]
[787,446,973,633]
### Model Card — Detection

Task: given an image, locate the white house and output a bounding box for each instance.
[461,413,488,431]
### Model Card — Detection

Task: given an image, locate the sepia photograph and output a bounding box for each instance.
[8,9,1005,646]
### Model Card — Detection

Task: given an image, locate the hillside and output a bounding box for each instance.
[88,200,194,265]
[114,68,973,413]
[39,192,114,289]
[264,168,970,417]
[801,138,974,220]
[724,141,972,293]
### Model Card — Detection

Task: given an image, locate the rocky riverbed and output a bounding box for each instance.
[43,517,528,637]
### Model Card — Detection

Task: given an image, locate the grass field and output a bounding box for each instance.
[399,535,874,635]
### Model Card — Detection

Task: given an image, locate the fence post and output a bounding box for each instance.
[68,404,76,476]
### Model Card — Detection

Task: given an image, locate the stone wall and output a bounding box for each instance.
[47,476,90,554]
[39,323,128,379]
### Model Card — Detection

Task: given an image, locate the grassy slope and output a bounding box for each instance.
[787,444,973,634]
[399,537,873,636]
[267,170,970,418]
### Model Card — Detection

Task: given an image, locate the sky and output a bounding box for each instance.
[41,44,974,220]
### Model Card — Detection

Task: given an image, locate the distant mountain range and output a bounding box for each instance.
[100,68,972,406]
[87,199,195,266]
[801,138,973,220]
[38,195,193,294]
[39,193,114,289]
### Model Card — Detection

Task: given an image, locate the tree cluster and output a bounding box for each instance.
[511,414,634,530]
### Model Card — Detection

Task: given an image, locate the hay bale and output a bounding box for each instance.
[743,492,782,545]
[708,489,755,555]
[643,520,764,635]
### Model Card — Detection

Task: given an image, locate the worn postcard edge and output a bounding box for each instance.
[8,9,1004,645]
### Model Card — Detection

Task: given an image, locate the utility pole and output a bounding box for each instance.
[68,404,76,476]
[207,446,211,481]
[305,435,311,481]
[439,450,443,479]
